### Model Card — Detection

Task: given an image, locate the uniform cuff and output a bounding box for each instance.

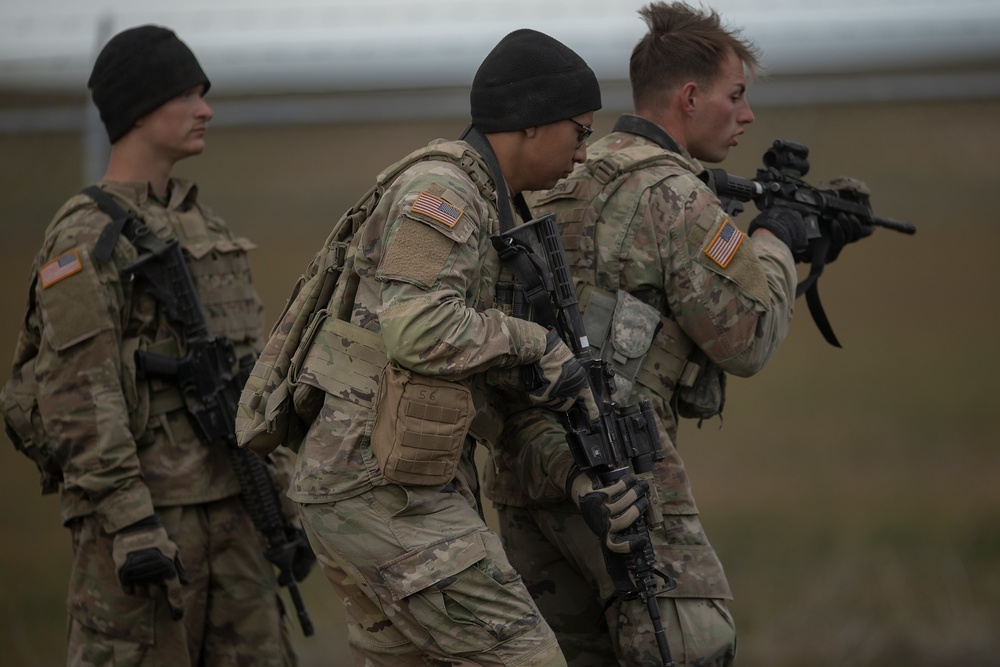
[96,481,156,534]
[504,316,548,365]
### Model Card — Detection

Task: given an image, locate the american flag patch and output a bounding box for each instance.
[39,250,83,288]
[411,191,464,228]
[704,219,744,268]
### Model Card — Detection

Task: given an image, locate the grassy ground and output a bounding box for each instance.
[1,97,998,666]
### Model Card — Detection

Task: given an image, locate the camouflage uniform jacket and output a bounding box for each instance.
[484,115,797,507]
[6,180,266,533]
[289,139,548,504]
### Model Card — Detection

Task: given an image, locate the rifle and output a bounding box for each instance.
[84,187,315,636]
[707,139,916,347]
[494,214,677,667]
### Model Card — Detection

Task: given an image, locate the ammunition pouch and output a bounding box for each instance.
[675,350,727,421]
[370,364,476,487]
[581,289,661,404]
[578,285,725,419]
[288,312,500,478]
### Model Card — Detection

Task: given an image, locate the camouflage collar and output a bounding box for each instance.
[95,178,199,211]
[459,124,531,232]
[612,114,683,155]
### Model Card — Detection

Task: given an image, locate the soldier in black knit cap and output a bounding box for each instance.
[233,26,651,667]
[1,24,312,666]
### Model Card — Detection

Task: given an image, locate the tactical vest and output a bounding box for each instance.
[236,141,505,457]
[2,188,263,495]
[531,145,724,418]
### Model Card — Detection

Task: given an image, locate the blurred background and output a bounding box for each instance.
[2,1,999,665]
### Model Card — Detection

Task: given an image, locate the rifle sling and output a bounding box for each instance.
[83,185,168,259]
[491,237,559,330]
[612,114,683,155]
[797,236,841,347]
[458,125,532,232]
[460,126,561,327]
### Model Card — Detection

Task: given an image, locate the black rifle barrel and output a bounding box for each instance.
[708,168,916,235]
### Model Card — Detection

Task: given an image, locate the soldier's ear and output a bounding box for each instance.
[680,82,699,113]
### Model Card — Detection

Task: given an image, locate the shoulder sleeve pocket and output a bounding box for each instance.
[37,248,115,351]
[695,213,770,306]
[402,188,475,245]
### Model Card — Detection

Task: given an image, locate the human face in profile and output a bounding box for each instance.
[134,84,213,162]
[523,111,595,191]
[686,50,754,163]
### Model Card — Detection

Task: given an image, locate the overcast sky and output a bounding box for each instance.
[1,0,998,96]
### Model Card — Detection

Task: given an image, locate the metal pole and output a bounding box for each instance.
[83,15,113,185]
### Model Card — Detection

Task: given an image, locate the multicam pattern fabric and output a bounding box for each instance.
[67,497,296,667]
[283,139,563,664]
[483,115,798,666]
[497,504,736,667]
[289,140,549,505]
[3,179,294,665]
[300,486,564,666]
[9,179,266,529]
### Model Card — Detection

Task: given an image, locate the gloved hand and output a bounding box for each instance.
[748,207,810,262]
[567,469,651,555]
[112,515,188,621]
[525,329,599,420]
[277,526,317,586]
[824,213,873,263]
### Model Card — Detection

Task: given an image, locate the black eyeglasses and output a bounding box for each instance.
[567,117,593,148]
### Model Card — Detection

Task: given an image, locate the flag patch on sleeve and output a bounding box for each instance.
[411,191,464,228]
[703,219,744,268]
[39,250,83,288]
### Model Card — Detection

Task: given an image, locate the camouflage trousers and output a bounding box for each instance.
[495,502,736,667]
[299,484,565,666]
[66,495,296,667]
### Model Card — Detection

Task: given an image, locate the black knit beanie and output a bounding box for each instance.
[471,29,601,133]
[88,25,210,143]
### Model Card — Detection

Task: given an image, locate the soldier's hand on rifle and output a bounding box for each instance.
[818,177,874,262]
[112,515,188,620]
[278,526,317,586]
[824,213,873,263]
[567,469,651,555]
[525,329,599,420]
[748,207,810,262]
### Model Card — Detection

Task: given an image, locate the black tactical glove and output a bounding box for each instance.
[824,213,873,263]
[525,329,599,420]
[112,515,188,620]
[277,526,317,586]
[567,468,651,555]
[813,177,876,263]
[748,207,810,262]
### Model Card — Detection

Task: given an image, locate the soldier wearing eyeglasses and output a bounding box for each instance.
[241,28,635,667]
